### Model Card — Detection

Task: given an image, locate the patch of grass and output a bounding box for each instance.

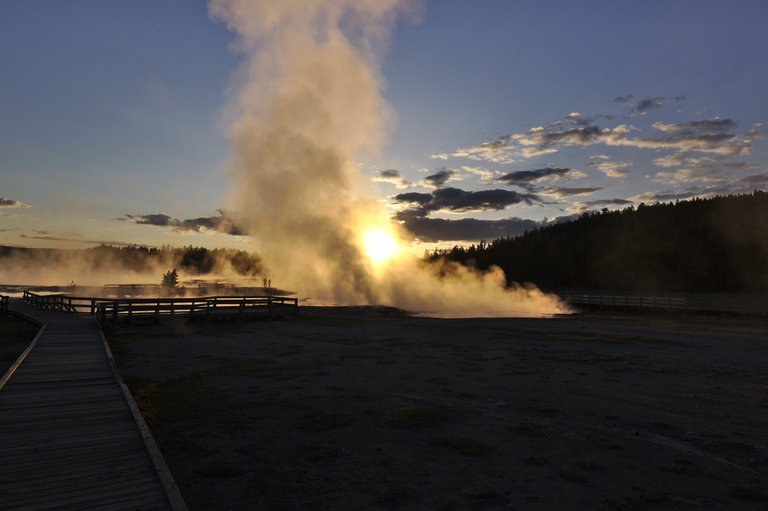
[385,405,453,428]
[193,461,245,478]
[430,436,495,457]
[296,411,350,431]
[729,482,766,501]
[133,378,219,427]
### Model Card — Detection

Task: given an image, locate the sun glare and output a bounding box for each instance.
[363,227,399,266]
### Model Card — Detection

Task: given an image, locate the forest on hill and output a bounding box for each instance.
[0,244,263,280]
[428,191,768,293]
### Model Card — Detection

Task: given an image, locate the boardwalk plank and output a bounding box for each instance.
[0,301,185,511]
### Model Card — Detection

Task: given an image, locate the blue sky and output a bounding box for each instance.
[2,0,767,249]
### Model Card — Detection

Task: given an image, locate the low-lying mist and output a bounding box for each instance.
[0,245,263,288]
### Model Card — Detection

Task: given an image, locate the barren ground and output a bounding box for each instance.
[106,307,768,510]
[0,316,38,376]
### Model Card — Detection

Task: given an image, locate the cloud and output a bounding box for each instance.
[0,198,31,208]
[19,231,134,246]
[630,190,705,203]
[397,215,540,242]
[566,112,592,126]
[445,116,752,164]
[461,166,500,183]
[652,158,752,185]
[393,187,540,215]
[613,94,634,103]
[421,168,459,188]
[392,186,543,241]
[652,118,736,134]
[497,167,576,186]
[122,210,245,235]
[590,160,632,178]
[634,97,664,113]
[571,198,634,212]
[372,168,411,189]
[536,186,602,200]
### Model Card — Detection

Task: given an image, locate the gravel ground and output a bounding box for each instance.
[107,307,768,510]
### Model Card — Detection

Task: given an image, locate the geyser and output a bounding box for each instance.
[210,0,568,316]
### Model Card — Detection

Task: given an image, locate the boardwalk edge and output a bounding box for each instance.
[100,329,190,511]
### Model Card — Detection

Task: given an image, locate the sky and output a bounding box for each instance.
[2,0,767,251]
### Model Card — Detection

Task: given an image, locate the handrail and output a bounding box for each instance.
[22,290,298,325]
[561,293,687,312]
[94,295,298,325]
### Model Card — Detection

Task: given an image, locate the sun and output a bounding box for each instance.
[362,227,399,265]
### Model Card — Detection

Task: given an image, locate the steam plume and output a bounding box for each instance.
[211,0,567,316]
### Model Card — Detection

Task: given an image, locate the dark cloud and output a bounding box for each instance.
[634,97,664,113]
[123,210,245,236]
[373,168,411,189]
[579,198,633,208]
[378,169,400,179]
[422,168,456,188]
[497,167,574,186]
[653,118,736,134]
[392,192,432,206]
[537,186,602,199]
[741,173,768,185]
[394,187,539,215]
[393,187,542,241]
[397,215,540,242]
[0,197,30,208]
[613,94,634,103]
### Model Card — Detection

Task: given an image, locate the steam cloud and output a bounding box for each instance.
[210,0,566,316]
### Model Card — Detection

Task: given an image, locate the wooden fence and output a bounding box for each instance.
[22,291,107,314]
[561,294,687,312]
[96,295,299,325]
[22,291,298,324]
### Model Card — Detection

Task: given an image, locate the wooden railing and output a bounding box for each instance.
[561,294,687,312]
[23,291,107,314]
[96,295,299,325]
[22,291,298,324]
[0,295,8,317]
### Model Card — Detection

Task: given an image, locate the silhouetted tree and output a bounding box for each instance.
[161,269,179,288]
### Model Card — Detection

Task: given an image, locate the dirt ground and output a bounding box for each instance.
[106,307,768,510]
[0,315,39,376]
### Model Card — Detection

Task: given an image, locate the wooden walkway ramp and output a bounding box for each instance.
[0,301,186,511]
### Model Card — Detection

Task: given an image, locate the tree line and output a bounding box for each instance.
[0,244,264,277]
[427,191,768,292]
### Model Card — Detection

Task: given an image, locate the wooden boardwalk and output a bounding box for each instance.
[0,301,187,510]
